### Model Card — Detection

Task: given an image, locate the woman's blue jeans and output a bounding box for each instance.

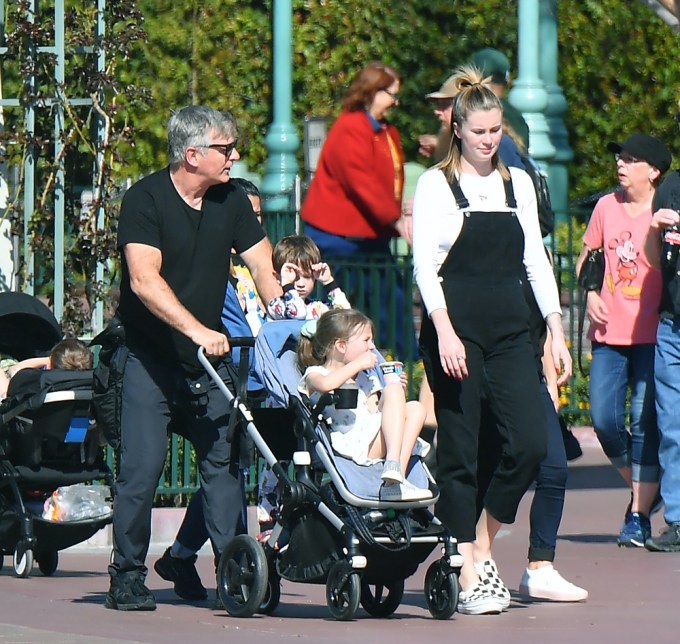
[589,342,659,483]
[654,318,680,524]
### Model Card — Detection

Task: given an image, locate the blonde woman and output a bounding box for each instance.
[413,66,571,615]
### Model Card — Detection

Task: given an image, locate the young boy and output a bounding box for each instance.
[0,338,93,399]
[269,234,350,320]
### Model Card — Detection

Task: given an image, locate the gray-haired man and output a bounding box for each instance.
[106,106,283,610]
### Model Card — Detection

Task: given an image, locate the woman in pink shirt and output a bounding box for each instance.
[576,133,671,548]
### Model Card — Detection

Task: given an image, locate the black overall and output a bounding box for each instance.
[419,176,547,543]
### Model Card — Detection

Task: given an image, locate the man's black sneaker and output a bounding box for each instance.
[105,571,157,611]
[154,547,208,600]
[644,523,680,552]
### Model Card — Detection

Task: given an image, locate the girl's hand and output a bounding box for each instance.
[353,351,378,373]
[399,372,408,390]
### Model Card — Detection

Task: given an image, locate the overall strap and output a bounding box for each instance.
[449,173,517,210]
[448,175,470,210]
[503,177,517,209]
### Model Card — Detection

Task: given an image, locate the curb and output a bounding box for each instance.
[69,430,602,553]
[66,505,259,554]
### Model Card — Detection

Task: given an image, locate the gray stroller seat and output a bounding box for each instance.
[253,320,437,508]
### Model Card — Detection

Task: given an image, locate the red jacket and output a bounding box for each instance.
[301,111,404,239]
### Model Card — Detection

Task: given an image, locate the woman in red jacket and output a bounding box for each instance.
[301,62,411,353]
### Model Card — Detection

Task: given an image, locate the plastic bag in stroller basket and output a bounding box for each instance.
[42,484,112,522]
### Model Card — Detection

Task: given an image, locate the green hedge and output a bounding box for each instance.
[117,0,680,205]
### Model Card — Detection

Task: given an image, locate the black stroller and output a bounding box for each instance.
[200,320,462,621]
[0,292,113,577]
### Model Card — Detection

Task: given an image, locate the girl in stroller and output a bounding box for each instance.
[296,309,431,502]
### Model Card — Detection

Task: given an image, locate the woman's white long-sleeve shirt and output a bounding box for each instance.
[412,166,561,320]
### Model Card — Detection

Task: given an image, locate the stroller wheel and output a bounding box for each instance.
[258,571,281,615]
[216,535,268,617]
[424,559,459,619]
[360,579,404,617]
[325,561,360,621]
[37,551,59,576]
[13,547,34,578]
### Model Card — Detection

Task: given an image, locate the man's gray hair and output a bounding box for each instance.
[167,106,238,167]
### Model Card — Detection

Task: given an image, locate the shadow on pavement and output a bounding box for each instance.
[566,464,628,491]
[557,533,618,544]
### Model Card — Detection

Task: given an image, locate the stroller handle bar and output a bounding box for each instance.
[197,346,236,405]
[196,345,281,468]
[224,336,255,350]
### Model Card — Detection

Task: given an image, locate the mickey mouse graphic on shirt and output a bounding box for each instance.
[606,231,641,297]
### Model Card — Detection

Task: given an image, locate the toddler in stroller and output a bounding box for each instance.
[198,315,463,621]
[0,292,113,578]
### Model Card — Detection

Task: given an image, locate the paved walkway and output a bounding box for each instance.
[1,436,679,643]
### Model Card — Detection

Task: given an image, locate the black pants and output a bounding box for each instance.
[108,347,242,576]
[478,384,567,562]
[421,284,547,543]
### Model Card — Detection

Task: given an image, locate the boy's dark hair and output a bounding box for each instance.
[272,235,322,274]
[50,338,93,370]
[232,177,261,199]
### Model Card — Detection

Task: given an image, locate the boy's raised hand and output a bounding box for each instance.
[312,262,333,286]
[280,261,300,286]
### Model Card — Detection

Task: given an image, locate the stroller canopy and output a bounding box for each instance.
[0,292,62,361]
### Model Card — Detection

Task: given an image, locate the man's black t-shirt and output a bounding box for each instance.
[117,167,265,373]
[652,170,680,318]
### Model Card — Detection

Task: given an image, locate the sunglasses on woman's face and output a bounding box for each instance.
[432,99,454,111]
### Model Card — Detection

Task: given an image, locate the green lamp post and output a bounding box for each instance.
[539,0,573,227]
[261,0,300,213]
[509,0,556,164]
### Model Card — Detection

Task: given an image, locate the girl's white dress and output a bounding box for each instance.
[298,365,383,465]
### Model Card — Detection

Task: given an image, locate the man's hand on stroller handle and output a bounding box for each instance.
[193,328,230,356]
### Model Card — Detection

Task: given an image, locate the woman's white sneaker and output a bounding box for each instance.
[519,565,588,602]
[457,582,504,615]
